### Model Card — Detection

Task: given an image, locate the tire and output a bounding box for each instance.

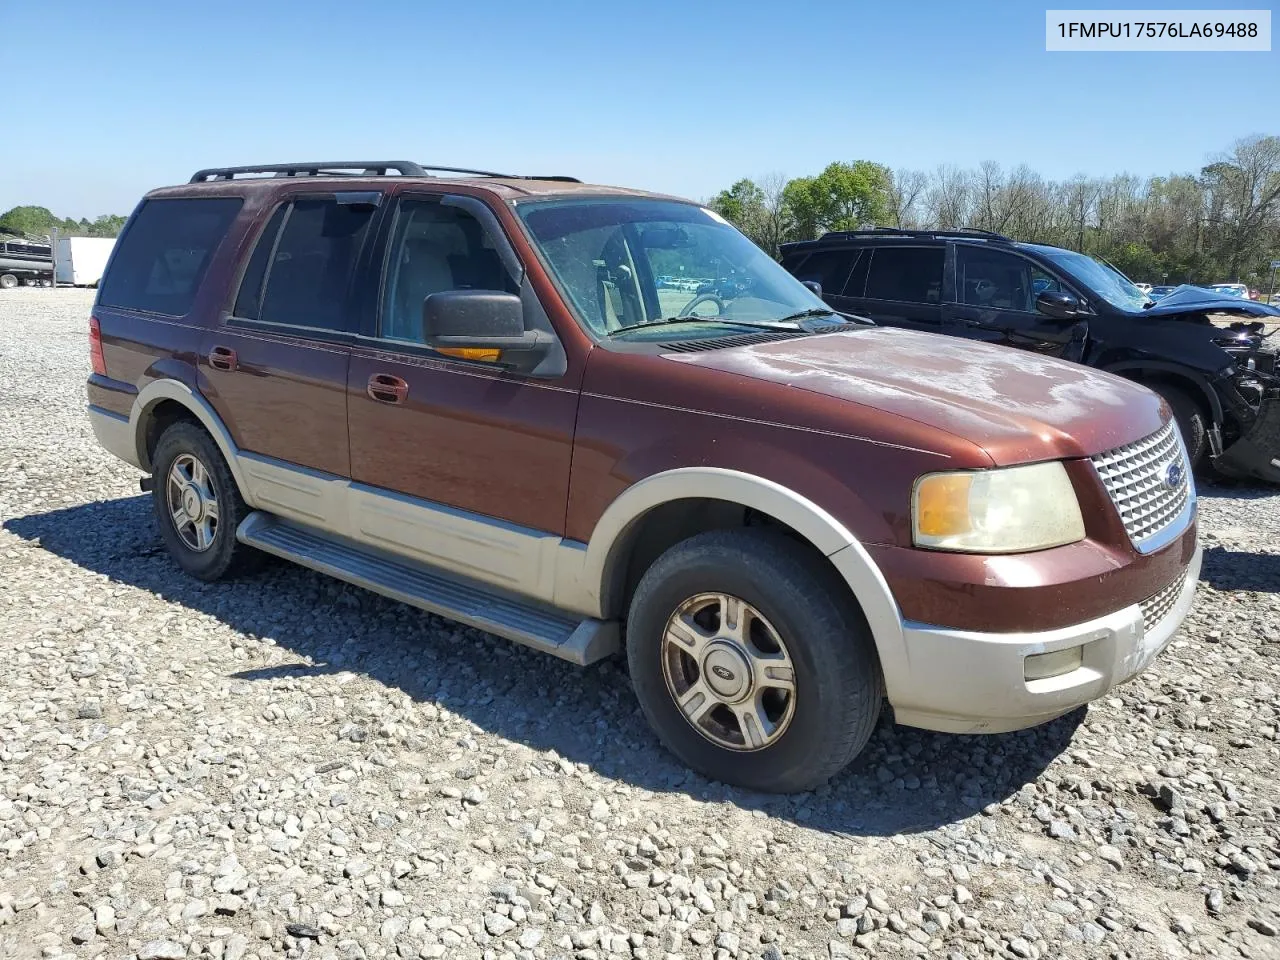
[0,274,18,290]
[1151,383,1208,470]
[626,528,883,793]
[151,421,258,581]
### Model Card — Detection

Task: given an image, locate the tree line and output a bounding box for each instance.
[0,205,127,240]
[708,135,1280,286]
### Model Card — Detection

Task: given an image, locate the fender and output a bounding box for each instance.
[560,467,909,696]
[129,378,251,498]
[1102,361,1224,424]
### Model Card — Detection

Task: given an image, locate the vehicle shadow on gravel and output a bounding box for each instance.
[7,495,1085,836]
[1201,546,1280,593]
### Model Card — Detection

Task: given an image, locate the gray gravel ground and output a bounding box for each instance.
[2,287,1279,960]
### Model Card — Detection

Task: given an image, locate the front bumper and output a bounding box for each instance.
[889,541,1202,734]
[1217,395,1280,483]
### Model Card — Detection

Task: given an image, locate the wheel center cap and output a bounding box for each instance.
[702,643,752,702]
[182,488,202,520]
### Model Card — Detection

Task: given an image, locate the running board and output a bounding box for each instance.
[236,512,619,665]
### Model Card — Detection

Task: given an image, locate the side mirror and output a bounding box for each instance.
[423,290,552,373]
[1035,290,1079,319]
[801,279,823,297]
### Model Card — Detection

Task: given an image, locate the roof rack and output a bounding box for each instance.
[818,227,1013,243]
[188,161,580,184]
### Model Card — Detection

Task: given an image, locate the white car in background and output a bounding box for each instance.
[1208,283,1250,299]
[1135,282,1152,294]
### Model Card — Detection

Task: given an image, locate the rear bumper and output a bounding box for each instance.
[88,404,142,470]
[889,541,1202,734]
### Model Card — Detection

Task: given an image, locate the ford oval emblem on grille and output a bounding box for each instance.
[1164,461,1184,489]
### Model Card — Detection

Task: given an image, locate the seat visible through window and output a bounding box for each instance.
[382,202,518,342]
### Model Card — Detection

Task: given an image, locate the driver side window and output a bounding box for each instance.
[956,247,1034,312]
[380,199,518,343]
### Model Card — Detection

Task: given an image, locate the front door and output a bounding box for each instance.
[202,194,380,478]
[943,244,1086,359]
[345,194,578,584]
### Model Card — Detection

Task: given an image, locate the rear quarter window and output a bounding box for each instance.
[98,197,243,316]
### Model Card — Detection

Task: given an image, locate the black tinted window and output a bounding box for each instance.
[98,198,242,315]
[864,246,945,304]
[957,247,1034,311]
[790,249,860,296]
[232,205,288,320]
[257,198,375,331]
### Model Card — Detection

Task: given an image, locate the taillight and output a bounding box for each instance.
[89,315,107,376]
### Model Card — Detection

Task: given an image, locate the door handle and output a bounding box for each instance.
[367,373,409,404]
[208,345,237,370]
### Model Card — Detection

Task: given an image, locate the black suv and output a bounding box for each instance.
[781,229,1280,483]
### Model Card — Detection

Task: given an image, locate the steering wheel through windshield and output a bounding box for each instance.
[678,293,725,318]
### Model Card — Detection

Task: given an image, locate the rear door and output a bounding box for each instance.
[784,246,865,313]
[943,244,1086,358]
[201,192,380,477]
[842,244,948,331]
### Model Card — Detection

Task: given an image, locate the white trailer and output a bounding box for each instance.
[54,237,116,287]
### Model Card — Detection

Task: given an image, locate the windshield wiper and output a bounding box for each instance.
[607,316,802,337]
[772,308,840,324]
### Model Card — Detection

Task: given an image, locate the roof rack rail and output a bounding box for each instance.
[189,161,581,184]
[818,227,1013,243]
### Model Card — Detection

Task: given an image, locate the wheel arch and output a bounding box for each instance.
[575,468,905,665]
[1103,361,1223,424]
[130,379,249,496]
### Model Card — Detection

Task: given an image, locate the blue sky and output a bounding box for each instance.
[4,1,1276,219]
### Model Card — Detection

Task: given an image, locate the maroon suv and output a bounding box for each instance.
[87,161,1201,792]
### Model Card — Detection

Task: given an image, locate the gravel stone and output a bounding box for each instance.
[3,289,1280,960]
[138,942,185,960]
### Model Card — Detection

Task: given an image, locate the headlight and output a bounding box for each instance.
[912,461,1085,553]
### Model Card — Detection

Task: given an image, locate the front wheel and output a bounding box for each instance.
[626,529,883,793]
[0,274,18,290]
[1152,384,1208,471]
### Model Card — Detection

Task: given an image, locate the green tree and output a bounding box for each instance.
[0,205,61,237]
[782,161,893,240]
[708,178,765,229]
[88,214,127,237]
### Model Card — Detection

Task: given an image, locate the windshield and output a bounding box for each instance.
[1038,248,1151,311]
[516,198,828,337]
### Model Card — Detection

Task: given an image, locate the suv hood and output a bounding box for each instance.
[1142,285,1280,317]
[665,327,1166,464]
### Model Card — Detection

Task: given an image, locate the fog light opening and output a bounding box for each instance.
[1024,645,1085,682]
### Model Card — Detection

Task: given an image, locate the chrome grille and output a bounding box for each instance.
[1140,575,1185,634]
[1091,420,1192,551]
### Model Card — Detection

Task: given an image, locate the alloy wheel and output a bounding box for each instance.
[660,592,797,751]
[166,453,219,552]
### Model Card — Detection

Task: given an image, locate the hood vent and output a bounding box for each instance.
[659,330,805,354]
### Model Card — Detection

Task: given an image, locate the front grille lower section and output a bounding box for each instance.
[1140,575,1185,634]
[1091,419,1192,551]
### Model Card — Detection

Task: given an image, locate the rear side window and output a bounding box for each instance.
[864,246,945,304]
[232,205,288,319]
[98,197,242,316]
[237,197,375,331]
[790,249,861,296]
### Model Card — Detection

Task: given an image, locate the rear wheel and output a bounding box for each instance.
[0,274,18,290]
[1151,383,1208,470]
[151,421,258,581]
[626,528,883,793]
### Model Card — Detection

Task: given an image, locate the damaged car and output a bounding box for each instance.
[781,230,1280,483]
